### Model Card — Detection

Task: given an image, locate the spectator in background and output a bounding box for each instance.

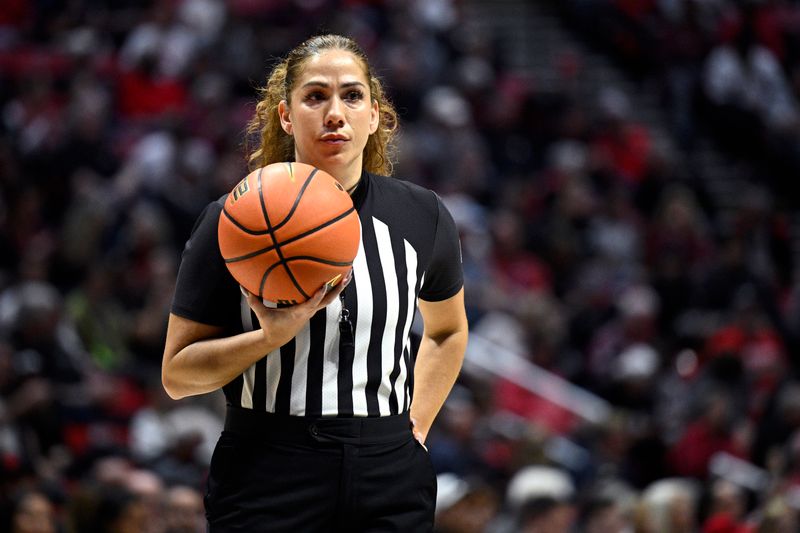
[164,485,205,533]
[516,496,577,533]
[701,6,800,192]
[66,458,167,533]
[636,477,700,533]
[759,496,798,532]
[645,184,714,280]
[753,381,800,469]
[125,468,165,533]
[501,465,577,533]
[4,489,59,533]
[657,0,711,148]
[729,184,793,291]
[117,2,196,120]
[93,486,151,533]
[703,13,798,133]
[701,478,749,533]
[580,496,631,533]
[669,389,749,479]
[587,184,644,266]
[590,87,652,187]
[587,283,661,392]
[0,280,99,477]
[128,378,221,488]
[490,209,553,299]
[605,342,661,414]
[433,473,500,533]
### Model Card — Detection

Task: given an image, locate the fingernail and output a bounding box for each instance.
[324,274,342,293]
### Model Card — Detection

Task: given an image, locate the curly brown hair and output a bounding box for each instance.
[246,34,398,176]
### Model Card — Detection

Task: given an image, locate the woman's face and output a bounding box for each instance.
[279,49,379,187]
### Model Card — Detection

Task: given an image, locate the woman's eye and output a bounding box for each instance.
[304,91,325,102]
[345,90,363,101]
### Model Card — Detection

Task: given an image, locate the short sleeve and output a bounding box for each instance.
[419,194,464,302]
[171,200,241,328]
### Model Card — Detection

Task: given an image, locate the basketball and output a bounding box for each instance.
[218,162,361,305]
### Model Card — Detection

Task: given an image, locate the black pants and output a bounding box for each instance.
[205,407,437,532]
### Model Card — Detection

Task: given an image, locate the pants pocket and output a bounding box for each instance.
[412,438,437,504]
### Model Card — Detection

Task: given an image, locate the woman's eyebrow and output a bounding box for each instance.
[300,80,367,89]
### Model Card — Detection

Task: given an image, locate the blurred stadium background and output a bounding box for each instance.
[3,0,800,531]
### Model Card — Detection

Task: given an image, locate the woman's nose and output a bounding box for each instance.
[326,96,345,127]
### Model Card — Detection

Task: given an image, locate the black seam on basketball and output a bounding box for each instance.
[284,263,309,300]
[223,206,357,264]
[281,256,353,267]
[258,257,352,297]
[257,167,285,296]
[259,264,270,298]
[260,258,287,288]
[256,167,274,237]
[224,245,272,264]
[271,168,319,231]
[221,206,269,235]
[257,163,307,299]
[258,259,311,300]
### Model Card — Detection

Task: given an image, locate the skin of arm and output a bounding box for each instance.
[409,288,469,444]
[162,283,346,400]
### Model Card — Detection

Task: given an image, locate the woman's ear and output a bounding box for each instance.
[278,100,293,135]
[369,99,379,135]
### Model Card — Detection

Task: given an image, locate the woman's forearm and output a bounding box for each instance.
[409,328,468,442]
[162,288,343,400]
[163,328,279,400]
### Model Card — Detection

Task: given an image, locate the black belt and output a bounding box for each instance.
[224,406,412,445]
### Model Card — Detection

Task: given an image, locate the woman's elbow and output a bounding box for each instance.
[161,375,181,400]
[161,360,187,400]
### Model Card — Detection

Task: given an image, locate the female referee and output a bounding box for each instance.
[161,34,468,532]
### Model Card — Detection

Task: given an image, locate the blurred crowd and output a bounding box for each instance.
[3,0,800,531]
[558,0,800,205]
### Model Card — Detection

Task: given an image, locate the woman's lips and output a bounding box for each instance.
[321,134,348,144]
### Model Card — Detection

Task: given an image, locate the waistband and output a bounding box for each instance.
[223,406,412,446]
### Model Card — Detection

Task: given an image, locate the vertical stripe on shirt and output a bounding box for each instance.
[350,238,371,416]
[239,294,255,409]
[252,357,268,410]
[402,341,412,412]
[373,218,400,416]
[321,301,341,416]
[274,339,296,413]
[362,217,387,417]
[304,311,327,416]
[289,324,310,415]
[395,239,419,412]
[265,345,281,412]
[406,274,424,409]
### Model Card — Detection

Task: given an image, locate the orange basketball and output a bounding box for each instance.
[218,162,361,305]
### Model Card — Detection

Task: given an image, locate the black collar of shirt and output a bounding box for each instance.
[350,169,369,210]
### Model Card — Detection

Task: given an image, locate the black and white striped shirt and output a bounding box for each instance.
[172,171,463,417]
